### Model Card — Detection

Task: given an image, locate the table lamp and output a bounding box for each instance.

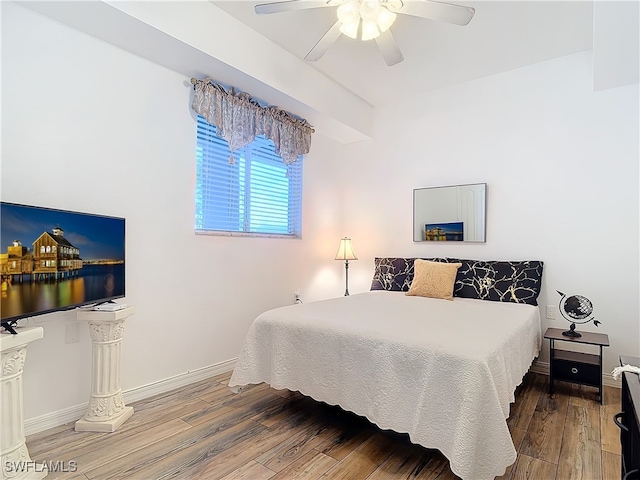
[335,237,357,296]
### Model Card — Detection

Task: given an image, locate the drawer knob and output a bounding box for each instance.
[571,367,578,374]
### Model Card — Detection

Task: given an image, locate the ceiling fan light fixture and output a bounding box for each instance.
[336,0,396,41]
[337,1,360,24]
[359,0,381,20]
[361,19,380,40]
[339,19,360,39]
[375,7,396,32]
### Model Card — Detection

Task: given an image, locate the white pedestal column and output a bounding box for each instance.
[1,327,47,480]
[75,307,134,433]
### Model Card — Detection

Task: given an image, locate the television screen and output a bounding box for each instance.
[1,202,125,323]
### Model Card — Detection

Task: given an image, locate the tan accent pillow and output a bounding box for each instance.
[405,260,462,301]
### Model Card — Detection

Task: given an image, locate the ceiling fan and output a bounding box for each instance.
[254,0,475,66]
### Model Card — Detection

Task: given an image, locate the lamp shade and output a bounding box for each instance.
[335,237,357,261]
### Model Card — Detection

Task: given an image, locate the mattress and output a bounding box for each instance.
[229,291,541,480]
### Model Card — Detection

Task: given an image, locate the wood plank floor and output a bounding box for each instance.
[25,371,621,480]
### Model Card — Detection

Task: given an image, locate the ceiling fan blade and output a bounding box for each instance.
[304,21,342,62]
[390,0,475,26]
[375,29,404,66]
[255,1,333,15]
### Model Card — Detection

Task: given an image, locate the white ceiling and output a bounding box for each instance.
[211,1,595,106]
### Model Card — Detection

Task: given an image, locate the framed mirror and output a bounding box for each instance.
[413,183,486,243]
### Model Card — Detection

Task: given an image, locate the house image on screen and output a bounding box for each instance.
[2,240,32,276]
[32,227,82,281]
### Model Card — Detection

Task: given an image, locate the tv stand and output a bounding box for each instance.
[75,306,135,432]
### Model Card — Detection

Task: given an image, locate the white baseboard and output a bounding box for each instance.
[531,359,621,388]
[24,358,237,436]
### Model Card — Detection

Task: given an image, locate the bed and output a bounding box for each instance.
[229,257,544,480]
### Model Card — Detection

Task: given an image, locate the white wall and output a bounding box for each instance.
[341,52,639,375]
[1,3,346,422]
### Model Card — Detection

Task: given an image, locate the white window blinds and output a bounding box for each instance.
[195,116,303,237]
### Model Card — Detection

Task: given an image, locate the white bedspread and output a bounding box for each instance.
[229,291,541,480]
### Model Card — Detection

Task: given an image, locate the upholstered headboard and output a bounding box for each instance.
[370,257,544,306]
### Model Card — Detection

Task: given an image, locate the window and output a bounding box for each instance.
[195,116,303,237]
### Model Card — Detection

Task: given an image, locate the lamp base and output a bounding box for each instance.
[562,323,582,338]
[344,260,350,296]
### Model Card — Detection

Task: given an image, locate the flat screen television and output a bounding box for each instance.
[1,202,125,330]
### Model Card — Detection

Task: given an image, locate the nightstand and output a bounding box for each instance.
[544,327,609,404]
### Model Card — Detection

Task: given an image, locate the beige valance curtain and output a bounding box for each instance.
[190,78,314,165]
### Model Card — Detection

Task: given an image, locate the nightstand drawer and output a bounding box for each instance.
[553,359,600,387]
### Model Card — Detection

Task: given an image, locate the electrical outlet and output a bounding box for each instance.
[546,305,555,320]
[294,291,302,304]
